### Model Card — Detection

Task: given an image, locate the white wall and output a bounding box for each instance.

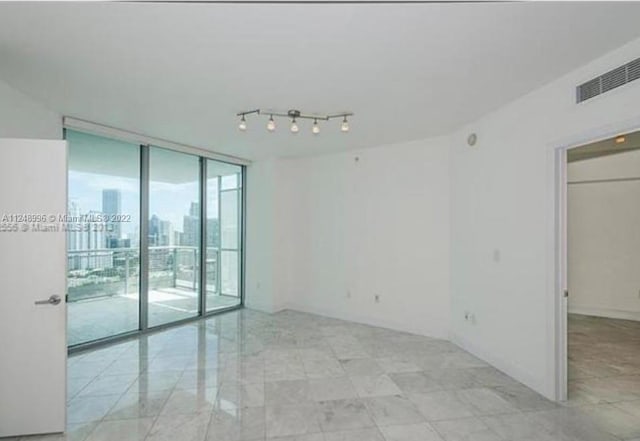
[273,137,451,339]
[0,77,61,139]
[568,150,640,321]
[450,36,640,399]
[245,159,294,313]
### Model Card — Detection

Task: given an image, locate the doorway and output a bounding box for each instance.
[563,130,640,404]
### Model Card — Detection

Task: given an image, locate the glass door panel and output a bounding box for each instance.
[206,160,242,311]
[67,130,140,346]
[148,147,201,327]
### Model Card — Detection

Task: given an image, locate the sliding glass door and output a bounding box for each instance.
[66,130,244,347]
[148,147,201,327]
[67,131,141,346]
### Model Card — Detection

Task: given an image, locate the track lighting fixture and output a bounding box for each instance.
[238,115,247,131]
[267,115,276,132]
[341,115,350,133]
[236,109,353,135]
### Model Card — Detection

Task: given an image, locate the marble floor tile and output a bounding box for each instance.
[388,372,442,394]
[207,406,266,441]
[363,395,424,427]
[340,359,384,377]
[105,389,171,420]
[456,388,519,416]
[491,384,558,412]
[303,358,346,379]
[266,405,321,438]
[408,391,475,421]
[77,373,138,398]
[309,377,359,402]
[379,423,444,441]
[266,380,313,407]
[430,417,502,441]
[316,399,375,432]
[128,371,182,393]
[267,434,326,441]
[160,387,217,415]
[374,358,422,374]
[66,394,122,424]
[83,417,154,441]
[349,375,402,397]
[217,382,266,409]
[175,368,222,390]
[17,422,98,441]
[146,411,211,441]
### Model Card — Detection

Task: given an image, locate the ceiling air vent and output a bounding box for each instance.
[577,57,640,103]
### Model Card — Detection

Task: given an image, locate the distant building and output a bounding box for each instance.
[67,202,112,270]
[149,214,173,246]
[182,202,200,247]
[102,189,122,244]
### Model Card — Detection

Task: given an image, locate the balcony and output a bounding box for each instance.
[67,246,239,346]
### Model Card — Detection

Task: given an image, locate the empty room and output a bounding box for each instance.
[1,1,640,441]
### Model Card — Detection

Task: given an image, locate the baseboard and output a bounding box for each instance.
[282,302,449,340]
[449,331,553,400]
[568,305,640,322]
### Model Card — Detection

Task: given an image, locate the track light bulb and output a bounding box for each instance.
[341,116,349,133]
[238,115,247,131]
[267,115,276,132]
[290,118,299,134]
[312,119,320,135]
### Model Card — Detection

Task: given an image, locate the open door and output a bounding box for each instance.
[0,139,67,437]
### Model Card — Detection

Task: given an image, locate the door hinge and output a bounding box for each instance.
[564,290,569,298]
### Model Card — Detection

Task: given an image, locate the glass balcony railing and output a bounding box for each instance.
[67,246,220,302]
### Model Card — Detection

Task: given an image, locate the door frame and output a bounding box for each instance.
[553,120,640,402]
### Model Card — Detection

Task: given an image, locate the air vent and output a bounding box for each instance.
[577,57,640,103]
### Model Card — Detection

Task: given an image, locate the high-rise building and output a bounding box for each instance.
[67,202,112,270]
[182,202,200,247]
[102,189,122,244]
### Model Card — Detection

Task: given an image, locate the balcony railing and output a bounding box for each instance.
[67,246,219,302]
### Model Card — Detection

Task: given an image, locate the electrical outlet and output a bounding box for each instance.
[374,294,380,303]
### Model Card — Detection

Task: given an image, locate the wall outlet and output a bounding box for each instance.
[374,294,380,303]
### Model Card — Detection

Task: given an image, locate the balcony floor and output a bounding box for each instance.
[67,289,240,346]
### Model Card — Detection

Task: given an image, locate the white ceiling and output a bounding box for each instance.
[1,2,640,161]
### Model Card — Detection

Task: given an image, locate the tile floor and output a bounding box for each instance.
[12,310,640,441]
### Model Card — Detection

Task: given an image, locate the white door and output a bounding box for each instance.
[0,139,67,437]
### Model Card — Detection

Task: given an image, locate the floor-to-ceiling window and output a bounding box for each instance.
[148,147,202,327]
[67,131,141,346]
[66,128,244,348]
[206,160,243,312]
